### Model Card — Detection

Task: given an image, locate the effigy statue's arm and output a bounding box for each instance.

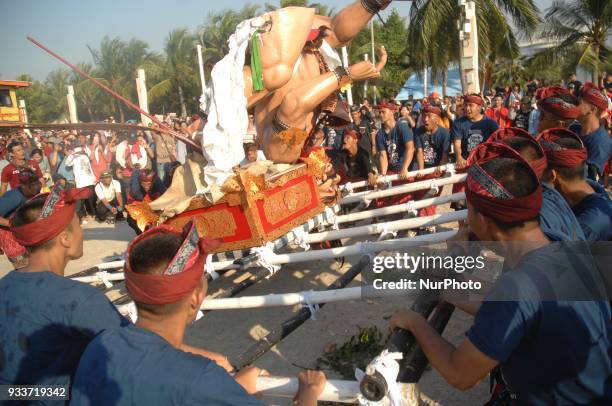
[278,46,387,130]
[313,0,389,48]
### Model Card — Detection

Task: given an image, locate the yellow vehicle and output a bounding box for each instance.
[0,80,30,124]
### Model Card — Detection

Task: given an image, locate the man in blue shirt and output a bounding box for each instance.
[390,143,611,404]
[0,184,129,395]
[414,106,451,169]
[538,128,612,241]
[71,222,326,405]
[574,82,611,181]
[375,101,415,178]
[451,94,499,168]
[0,169,41,267]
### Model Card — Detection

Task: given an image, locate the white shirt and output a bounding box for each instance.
[68,153,96,188]
[116,141,148,169]
[95,179,122,202]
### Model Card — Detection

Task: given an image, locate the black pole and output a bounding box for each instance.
[232,255,372,370]
[399,302,455,383]
[359,289,440,401]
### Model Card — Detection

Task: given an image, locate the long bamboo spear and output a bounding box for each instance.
[26,36,200,150]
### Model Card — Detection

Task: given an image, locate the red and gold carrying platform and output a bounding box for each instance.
[127,162,327,253]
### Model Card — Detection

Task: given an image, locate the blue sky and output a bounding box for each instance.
[1,0,553,81]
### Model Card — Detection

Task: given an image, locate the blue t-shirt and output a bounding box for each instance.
[467,243,611,405]
[0,188,27,218]
[0,271,128,391]
[572,179,612,241]
[450,116,499,158]
[70,324,262,406]
[540,183,586,241]
[570,124,611,176]
[376,121,414,172]
[413,126,451,168]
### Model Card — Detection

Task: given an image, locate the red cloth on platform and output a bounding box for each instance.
[0,227,26,260]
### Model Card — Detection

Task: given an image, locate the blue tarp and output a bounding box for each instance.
[395,65,463,100]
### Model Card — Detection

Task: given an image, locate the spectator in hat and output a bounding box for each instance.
[94,171,125,223]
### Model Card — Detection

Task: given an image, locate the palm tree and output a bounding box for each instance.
[43,69,71,122]
[198,4,262,68]
[149,28,198,118]
[406,0,540,93]
[530,0,611,83]
[89,37,160,122]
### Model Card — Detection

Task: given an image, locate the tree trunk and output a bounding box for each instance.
[117,100,125,123]
[178,85,187,118]
[442,67,448,97]
[87,106,94,121]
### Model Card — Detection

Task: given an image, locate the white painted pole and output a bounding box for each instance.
[115,286,409,314]
[135,69,152,126]
[76,231,457,285]
[340,164,454,191]
[71,259,238,284]
[423,67,428,97]
[66,85,78,124]
[196,44,206,96]
[337,192,466,224]
[340,174,467,205]
[305,210,466,244]
[341,46,353,106]
[256,376,415,403]
[272,230,457,264]
[370,20,377,105]
[363,53,369,99]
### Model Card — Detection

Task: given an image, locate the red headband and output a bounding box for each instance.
[139,171,156,183]
[537,86,580,119]
[536,128,587,168]
[376,101,398,111]
[464,95,484,106]
[487,127,547,179]
[423,105,441,117]
[579,82,609,111]
[125,222,212,305]
[465,143,542,222]
[10,184,91,246]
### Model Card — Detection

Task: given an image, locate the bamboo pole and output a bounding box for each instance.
[340,174,466,205]
[336,193,465,224]
[304,210,466,243]
[340,164,454,191]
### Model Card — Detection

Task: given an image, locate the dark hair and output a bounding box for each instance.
[31,148,43,157]
[11,195,59,252]
[243,143,257,153]
[479,158,540,230]
[130,233,189,315]
[503,138,543,161]
[7,141,21,153]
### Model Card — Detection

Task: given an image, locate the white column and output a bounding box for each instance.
[459,0,480,93]
[66,85,78,123]
[370,20,377,104]
[135,69,152,126]
[341,46,353,106]
[363,53,369,101]
[18,99,28,123]
[423,67,428,97]
[196,44,206,96]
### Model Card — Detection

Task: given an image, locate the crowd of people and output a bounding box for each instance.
[0,73,610,404]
